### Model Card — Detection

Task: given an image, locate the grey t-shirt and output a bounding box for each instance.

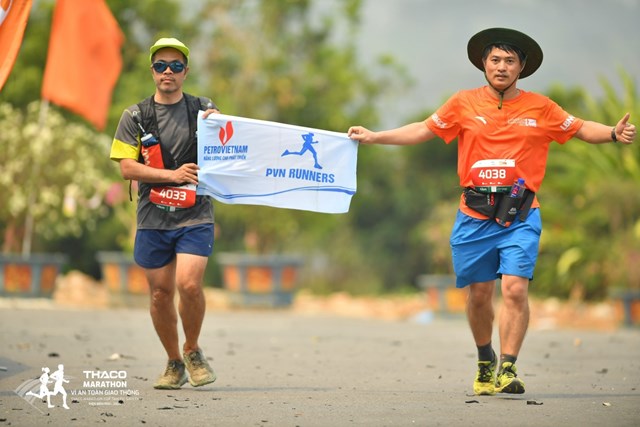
[113,96,214,230]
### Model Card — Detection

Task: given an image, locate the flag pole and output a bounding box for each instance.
[21,98,49,257]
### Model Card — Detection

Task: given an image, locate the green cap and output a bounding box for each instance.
[149,37,190,64]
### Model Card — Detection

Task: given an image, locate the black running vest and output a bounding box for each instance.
[136,93,214,169]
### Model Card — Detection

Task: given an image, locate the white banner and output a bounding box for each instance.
[196,113,358,214]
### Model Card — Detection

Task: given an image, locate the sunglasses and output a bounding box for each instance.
[151,60,186,73]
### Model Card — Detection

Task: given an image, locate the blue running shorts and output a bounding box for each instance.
[450,208,542,288]
[134,224,214,269]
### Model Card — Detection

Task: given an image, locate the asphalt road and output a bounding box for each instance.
[1,301,639,426]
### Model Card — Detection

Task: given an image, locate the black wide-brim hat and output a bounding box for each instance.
[467,28,543,79]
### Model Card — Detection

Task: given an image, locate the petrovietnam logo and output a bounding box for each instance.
[0,0,14,26]
[219,121,234,145]
[202,120,248,161]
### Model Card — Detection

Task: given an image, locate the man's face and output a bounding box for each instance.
[482,46,524,90]
[150,47,188,95]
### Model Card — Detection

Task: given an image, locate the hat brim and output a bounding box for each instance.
[467,28,543,79]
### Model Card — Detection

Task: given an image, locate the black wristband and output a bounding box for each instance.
[611,127,618,143]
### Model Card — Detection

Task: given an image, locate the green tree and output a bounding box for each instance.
[190,0,409,276]
[6,1,635,299]
[1,0,198,134]
[3,0,411,288]
[531,70,639,300]
[0,0,201,269]
[0,102,114,255]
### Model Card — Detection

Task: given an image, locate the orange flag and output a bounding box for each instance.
[0,0,33,91]
[41,0,124,131]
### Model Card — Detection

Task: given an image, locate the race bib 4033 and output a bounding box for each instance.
[470,159,516,193]
[149,184,196,212]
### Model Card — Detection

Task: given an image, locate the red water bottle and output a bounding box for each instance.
[133,112,164,169]
[141,133,163,169]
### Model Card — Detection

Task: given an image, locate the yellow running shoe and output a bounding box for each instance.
[495,362,525,394]
[184,349,217,387]
[473,354,497,396]
[153,360,188,390]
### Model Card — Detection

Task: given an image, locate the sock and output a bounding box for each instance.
[499,354,517,367]
[477,342,495,362]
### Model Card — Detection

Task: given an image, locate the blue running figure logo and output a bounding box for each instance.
[281,132,323,169]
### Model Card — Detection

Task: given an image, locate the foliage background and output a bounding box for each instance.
[1,0,638,300]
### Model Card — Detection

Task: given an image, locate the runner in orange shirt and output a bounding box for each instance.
[348,27,636,396]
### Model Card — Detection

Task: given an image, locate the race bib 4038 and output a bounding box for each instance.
[469,159,516,193]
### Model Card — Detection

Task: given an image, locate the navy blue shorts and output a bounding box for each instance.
[134,224,214,269]
[450,209,542,288]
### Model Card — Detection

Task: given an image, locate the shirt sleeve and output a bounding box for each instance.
[424,92,461,143]
[110,107,141,161]
[200,96,218,111]
[543,97,584,144]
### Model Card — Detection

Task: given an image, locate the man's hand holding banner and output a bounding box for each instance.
[197,113,358,214]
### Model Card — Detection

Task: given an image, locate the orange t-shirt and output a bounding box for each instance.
[425,86,584,219]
